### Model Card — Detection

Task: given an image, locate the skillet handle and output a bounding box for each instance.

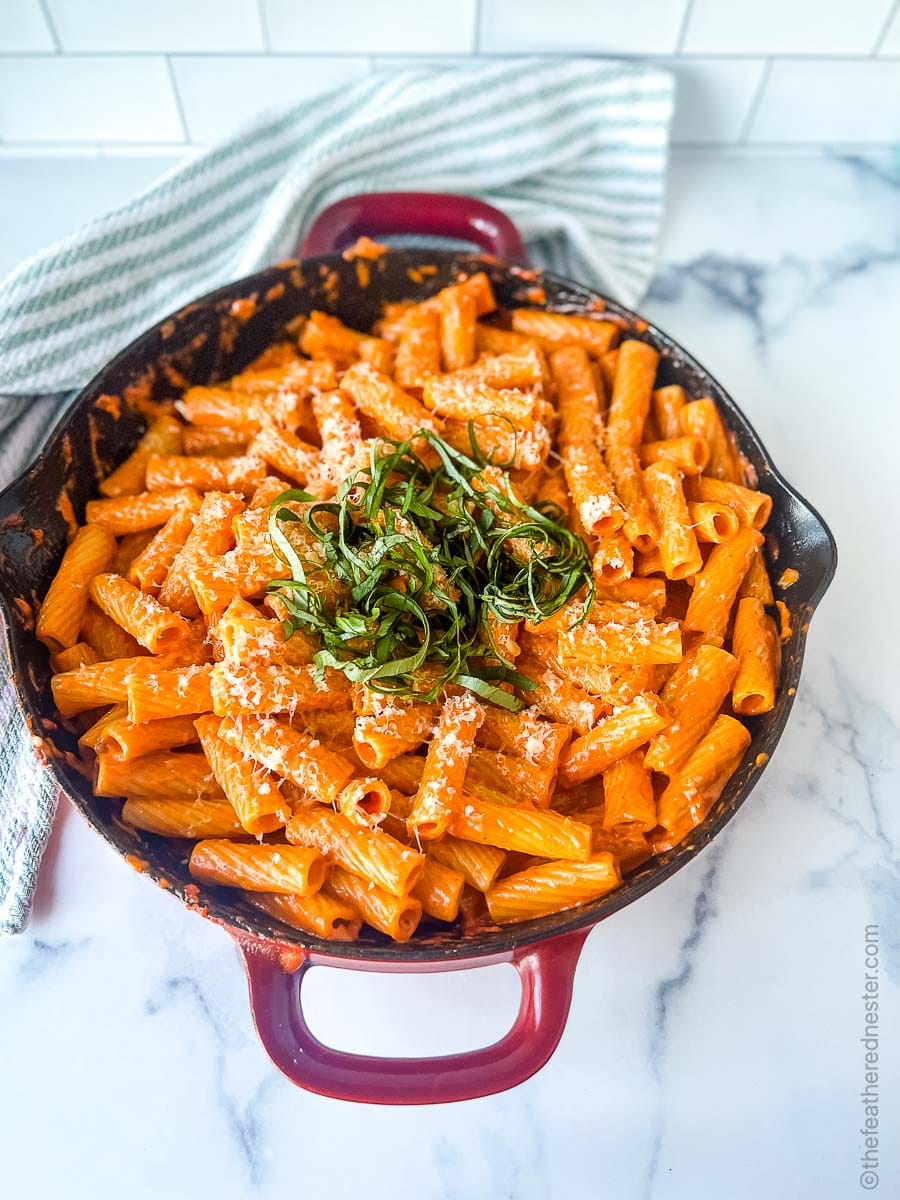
[239,926,588,1104]
[300,192,529,265]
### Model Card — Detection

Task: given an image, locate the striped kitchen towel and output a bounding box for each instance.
[0,57,675,932]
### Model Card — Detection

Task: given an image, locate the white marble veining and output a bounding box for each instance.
[1,148,899,1199]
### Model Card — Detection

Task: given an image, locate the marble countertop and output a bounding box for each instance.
[1,148,898,1200]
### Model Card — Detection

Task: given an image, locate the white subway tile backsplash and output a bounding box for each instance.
[45,0,265,53]
[0,0,55,51]
[264,0,476,54]
[172,55,370,143]
[479,0,688,55]
[748,59,900,142]
[0,55,184,142]
[683,0,895,56]
[877,3,900,54]
[0,3,895,150]
[664,58,767,144]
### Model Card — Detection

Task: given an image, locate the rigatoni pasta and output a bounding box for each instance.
[40,274,782,940]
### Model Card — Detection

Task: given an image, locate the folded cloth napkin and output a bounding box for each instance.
[0,57,675,933]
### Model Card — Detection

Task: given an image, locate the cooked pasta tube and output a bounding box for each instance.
[127,506,197,595]
[408,693,484,840]
[606,339,659,447]
[195,714,289,835]
[218,714,354,806]
[286,807,424,898]
[85,487,202,535]
[99,415,183,497]
[738,548,775,605]
[50,642,100,674]
[679,399,742,483]
[644,644,739,775]
[657,714,751,837]
[95,750,221,800]
[126,663,214,722]
[122,797,242,838]
[394,307,442,389]
[189,840,326,895]
[351,689,436,769]
[51,656,165,718]
[601,751,657,831]
[685,475,772,530]
[731,598,779,716]
[683,527,764,638]
[551,345,604,447]
[562,442,626,536]
[99,713,199,760]
[244,890,361,941]
[557,616,682,668]
[413,858,465,923]
[336,776,393,824]
[158,491,244,617]
[447,798,592,861]
[341,362,442,445]
[510,310,619,358]
[652,385,687,441]
[605,443,659,553]
[427,836,507,893]
[640,435,709,476]
[688,501,741,544]
[36,524,116,653]
[486,853,621,923]
[643,460,703,581]
[558,693,669,786]
[88,573,191,653]
[209,661,350,718]
[325,866,422,942]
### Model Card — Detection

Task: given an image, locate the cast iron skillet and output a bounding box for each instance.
[0,194,836,1103]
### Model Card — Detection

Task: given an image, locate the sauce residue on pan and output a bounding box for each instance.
[230,296,257,323]
[94,393,122,420]
[406,265,439,285]
[160,319,176,341]
[265,282,286,304]
[87,412,104,479]
[124,854,149,874]
[13,597,35,630]
[278,946,305,973]
[55,488,78,541]
[778,568,800,589]
[776,600,793,640]
[183,883,209,917]
[342,236,387,261]
[124,374,158,420]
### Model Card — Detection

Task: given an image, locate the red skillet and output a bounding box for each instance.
[0,192,836,1104]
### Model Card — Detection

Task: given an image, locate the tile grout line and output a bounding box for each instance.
[256,0,272,53]
[737,57,772,144]
[0,50,899,61]
[36,0,62,53]
[164,55,191,144]
[674,0,696,54]
[872,0,899,53]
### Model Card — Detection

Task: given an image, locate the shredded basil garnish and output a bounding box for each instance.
[266,429,593,710]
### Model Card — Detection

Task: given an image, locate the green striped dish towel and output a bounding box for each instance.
[0,57,674,934]
[0,58,674,400]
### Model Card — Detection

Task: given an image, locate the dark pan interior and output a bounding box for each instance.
[0,251,837,962]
